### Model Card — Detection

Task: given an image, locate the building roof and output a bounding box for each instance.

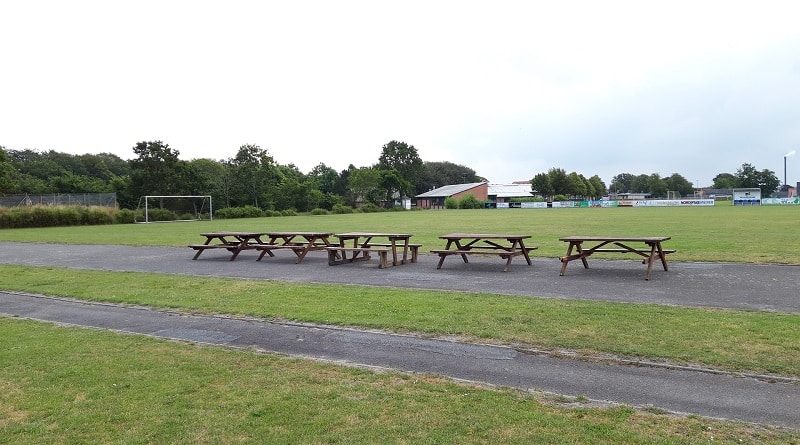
[488,183,533,198]
[415,182,486,198]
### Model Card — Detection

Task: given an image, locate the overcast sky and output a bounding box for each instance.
[3,1,800,187]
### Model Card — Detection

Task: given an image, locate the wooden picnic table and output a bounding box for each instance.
[188,231,269,261]
[431,233,537,272]
[558,236,675,280]
[255,231,335,263]
[328,232,418,268]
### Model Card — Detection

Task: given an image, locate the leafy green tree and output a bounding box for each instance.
[547,168,570,196]
[631,174,649,193]
[609,173,634,194]
[228,144,277,208]
[665,173,695,197]
[711,173,737,189]
[588,175,607,199]
[348,167,383,205]
[417,161,482,194]
[377,140,423,195]
[566,172,587,198]
[379,169,413,205]
[647,173,668,198]
[307,163,340,195]
[129,141,187,198]
[735,163,760,189]
[0,146,13,194]
[530,173,552,198]
[756,169,780,198]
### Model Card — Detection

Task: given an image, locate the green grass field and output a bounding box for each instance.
[2,205,798,263]
[1,205,799,443]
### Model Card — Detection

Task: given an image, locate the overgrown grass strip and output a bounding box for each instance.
[2,318,796,444]
[1,265,797,377]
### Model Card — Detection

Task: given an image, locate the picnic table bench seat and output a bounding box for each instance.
[361,243,422,262]
[254,243,313,261]
[325,246,390,269]
[188,243,239,259]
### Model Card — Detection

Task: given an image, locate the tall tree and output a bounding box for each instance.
[735,163,760,189]
[547,168,570,196]
[587,175,607,199]
[711,173,737,189]
[128,141,186,198]
[377,140,424,194]
[609,173,634,194]
[417,161,482,194]
[228,144,276,208]
[756,169,780,198]
[665,173,695,197]
[0,146,13,194]
[530,173,552,198]
[647,173,668,198]
[348,167,383,205]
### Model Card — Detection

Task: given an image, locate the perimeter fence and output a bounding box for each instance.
[0,193,117,208]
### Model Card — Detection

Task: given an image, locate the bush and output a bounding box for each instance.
[331,204,354,214]
[444,197,459,209]
[458,195,483,209]
[81,207,113,225]
[358,203,382,213]
[114,208,137,224]
[280,209,297,217]
[214,206,264,219]
[144,208,177,222]
[0,205,121,228]
[310,208,329,215]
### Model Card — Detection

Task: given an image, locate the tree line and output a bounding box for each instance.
[1,141,782,212]
[0,141,484,211]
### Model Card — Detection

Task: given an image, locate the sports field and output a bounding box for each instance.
[1,205,798,443]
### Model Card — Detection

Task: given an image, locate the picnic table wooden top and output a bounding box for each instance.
[336,232,413,238]
[439,233,531,240]
[265,231,333,237]
[559,236,670,243]
[199,231,268,237]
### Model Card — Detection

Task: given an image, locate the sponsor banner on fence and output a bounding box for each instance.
[762,198,800,205]
[493,199,714,208]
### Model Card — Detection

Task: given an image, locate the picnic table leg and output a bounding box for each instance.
[644,243,658,280]
[656,242,669,271]
[559,242,579,276]
[436,239,454,269]
[503,254,513,272]
[390,239,398,266]
[456,240,469,264]
[516,239,533,266]
[578,243,589,269]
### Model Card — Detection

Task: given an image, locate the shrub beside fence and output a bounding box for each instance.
[0,206,120,229]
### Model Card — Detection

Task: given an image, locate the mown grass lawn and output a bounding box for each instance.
[1,205,799,442]
[2,205,799,263]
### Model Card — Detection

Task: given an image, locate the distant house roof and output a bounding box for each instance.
[488,183,533,198]
[416,182,486,198]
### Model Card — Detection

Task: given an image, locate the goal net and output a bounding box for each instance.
[135,195,213,223]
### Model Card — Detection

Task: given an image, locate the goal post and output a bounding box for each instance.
[136,195,213,223]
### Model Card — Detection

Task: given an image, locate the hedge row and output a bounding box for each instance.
[0,206,126,229]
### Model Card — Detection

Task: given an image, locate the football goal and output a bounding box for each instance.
[135,195,213,223]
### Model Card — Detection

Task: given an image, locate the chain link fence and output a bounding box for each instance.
[0,193,117,208]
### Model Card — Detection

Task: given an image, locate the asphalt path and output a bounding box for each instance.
[1,241,799,429]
